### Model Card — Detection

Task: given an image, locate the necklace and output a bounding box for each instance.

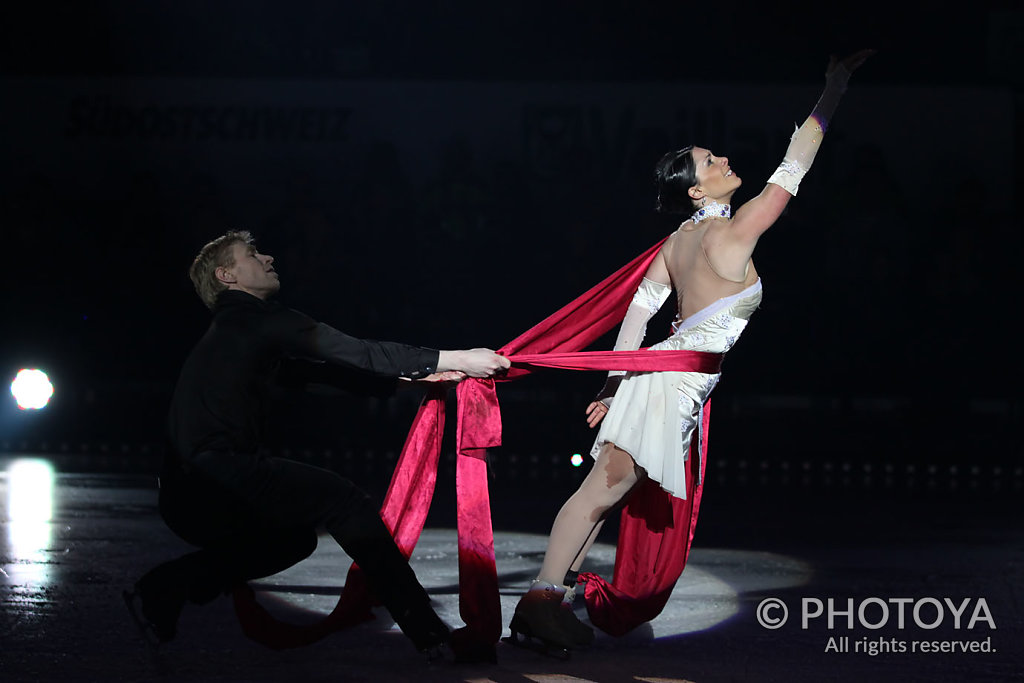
[690,200,731,224]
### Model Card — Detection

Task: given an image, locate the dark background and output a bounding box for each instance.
[1,1,1020,485]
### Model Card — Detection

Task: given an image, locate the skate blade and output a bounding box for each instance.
[502,628,571,660]
[122,589,163,652]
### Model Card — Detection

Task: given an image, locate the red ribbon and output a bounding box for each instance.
[509,349,723,373]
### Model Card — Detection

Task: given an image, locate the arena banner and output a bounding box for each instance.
[3,78,1013,213]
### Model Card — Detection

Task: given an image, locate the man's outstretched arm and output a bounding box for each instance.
[273,307,509,379]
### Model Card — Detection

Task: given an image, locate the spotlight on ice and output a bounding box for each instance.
[8,458,55,523]
[10,369,54,410]
[570,453,584,467]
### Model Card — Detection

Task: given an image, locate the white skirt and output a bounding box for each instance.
[590,365,716,499]
[590,279,762,498]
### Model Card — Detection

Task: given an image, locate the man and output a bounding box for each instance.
[126,230,509,657]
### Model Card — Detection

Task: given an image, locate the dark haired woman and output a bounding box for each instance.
[510,51,873,650]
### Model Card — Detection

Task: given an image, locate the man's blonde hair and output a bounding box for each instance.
[189,230,254,309]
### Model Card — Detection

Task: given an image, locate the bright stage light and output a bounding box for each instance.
[10,369,54,410]
[570,453,584,467]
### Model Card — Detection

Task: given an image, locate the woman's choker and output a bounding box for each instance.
[690,200,731,224]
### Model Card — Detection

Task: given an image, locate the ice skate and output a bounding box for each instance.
[123,587,164,650]
[123,574,186,647]
[392,600,452,658]
[396,610,497,665]
[505,585,574,659]
[556,581,594,647]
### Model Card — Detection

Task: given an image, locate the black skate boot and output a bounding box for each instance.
[391,600,452,660]
[123,575,186,646]
[125,555,225,647]
[556,580,594,647]
[506,583,575,658]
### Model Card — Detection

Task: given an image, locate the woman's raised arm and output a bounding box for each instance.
[729,50,875,244]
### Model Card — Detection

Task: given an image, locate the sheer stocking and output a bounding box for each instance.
[536,443,645,586]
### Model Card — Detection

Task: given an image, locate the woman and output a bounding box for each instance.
[510,50,874,650]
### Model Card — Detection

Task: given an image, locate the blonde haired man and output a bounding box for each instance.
[127,231,507,659]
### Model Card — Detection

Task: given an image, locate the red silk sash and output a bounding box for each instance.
[235,236,719,648]
[509,349,722,373]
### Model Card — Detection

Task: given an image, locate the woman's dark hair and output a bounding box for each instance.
[654,146,698,214]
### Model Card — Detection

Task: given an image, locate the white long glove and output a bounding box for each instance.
[768,64,850,196]
[595,277,672,406]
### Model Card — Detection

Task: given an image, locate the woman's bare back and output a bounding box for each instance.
[663,220,760,321]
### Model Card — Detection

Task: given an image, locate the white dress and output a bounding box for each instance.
[590,279,763,498]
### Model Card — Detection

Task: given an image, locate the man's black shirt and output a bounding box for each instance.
[167,290,439,460]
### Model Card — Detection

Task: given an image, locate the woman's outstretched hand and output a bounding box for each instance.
[827,49,875,78]
[585,400,609,428]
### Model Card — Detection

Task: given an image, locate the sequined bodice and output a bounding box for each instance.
[655,279,762,355]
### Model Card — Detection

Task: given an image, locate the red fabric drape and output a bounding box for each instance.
[509,349,722,373]
[236,236,718,647]
[579,400,710,636]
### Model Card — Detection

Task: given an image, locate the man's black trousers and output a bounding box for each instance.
[138,452,445,649]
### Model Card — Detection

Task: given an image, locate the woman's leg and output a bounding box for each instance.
[510,443,644,648]
[537,442,644,585]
